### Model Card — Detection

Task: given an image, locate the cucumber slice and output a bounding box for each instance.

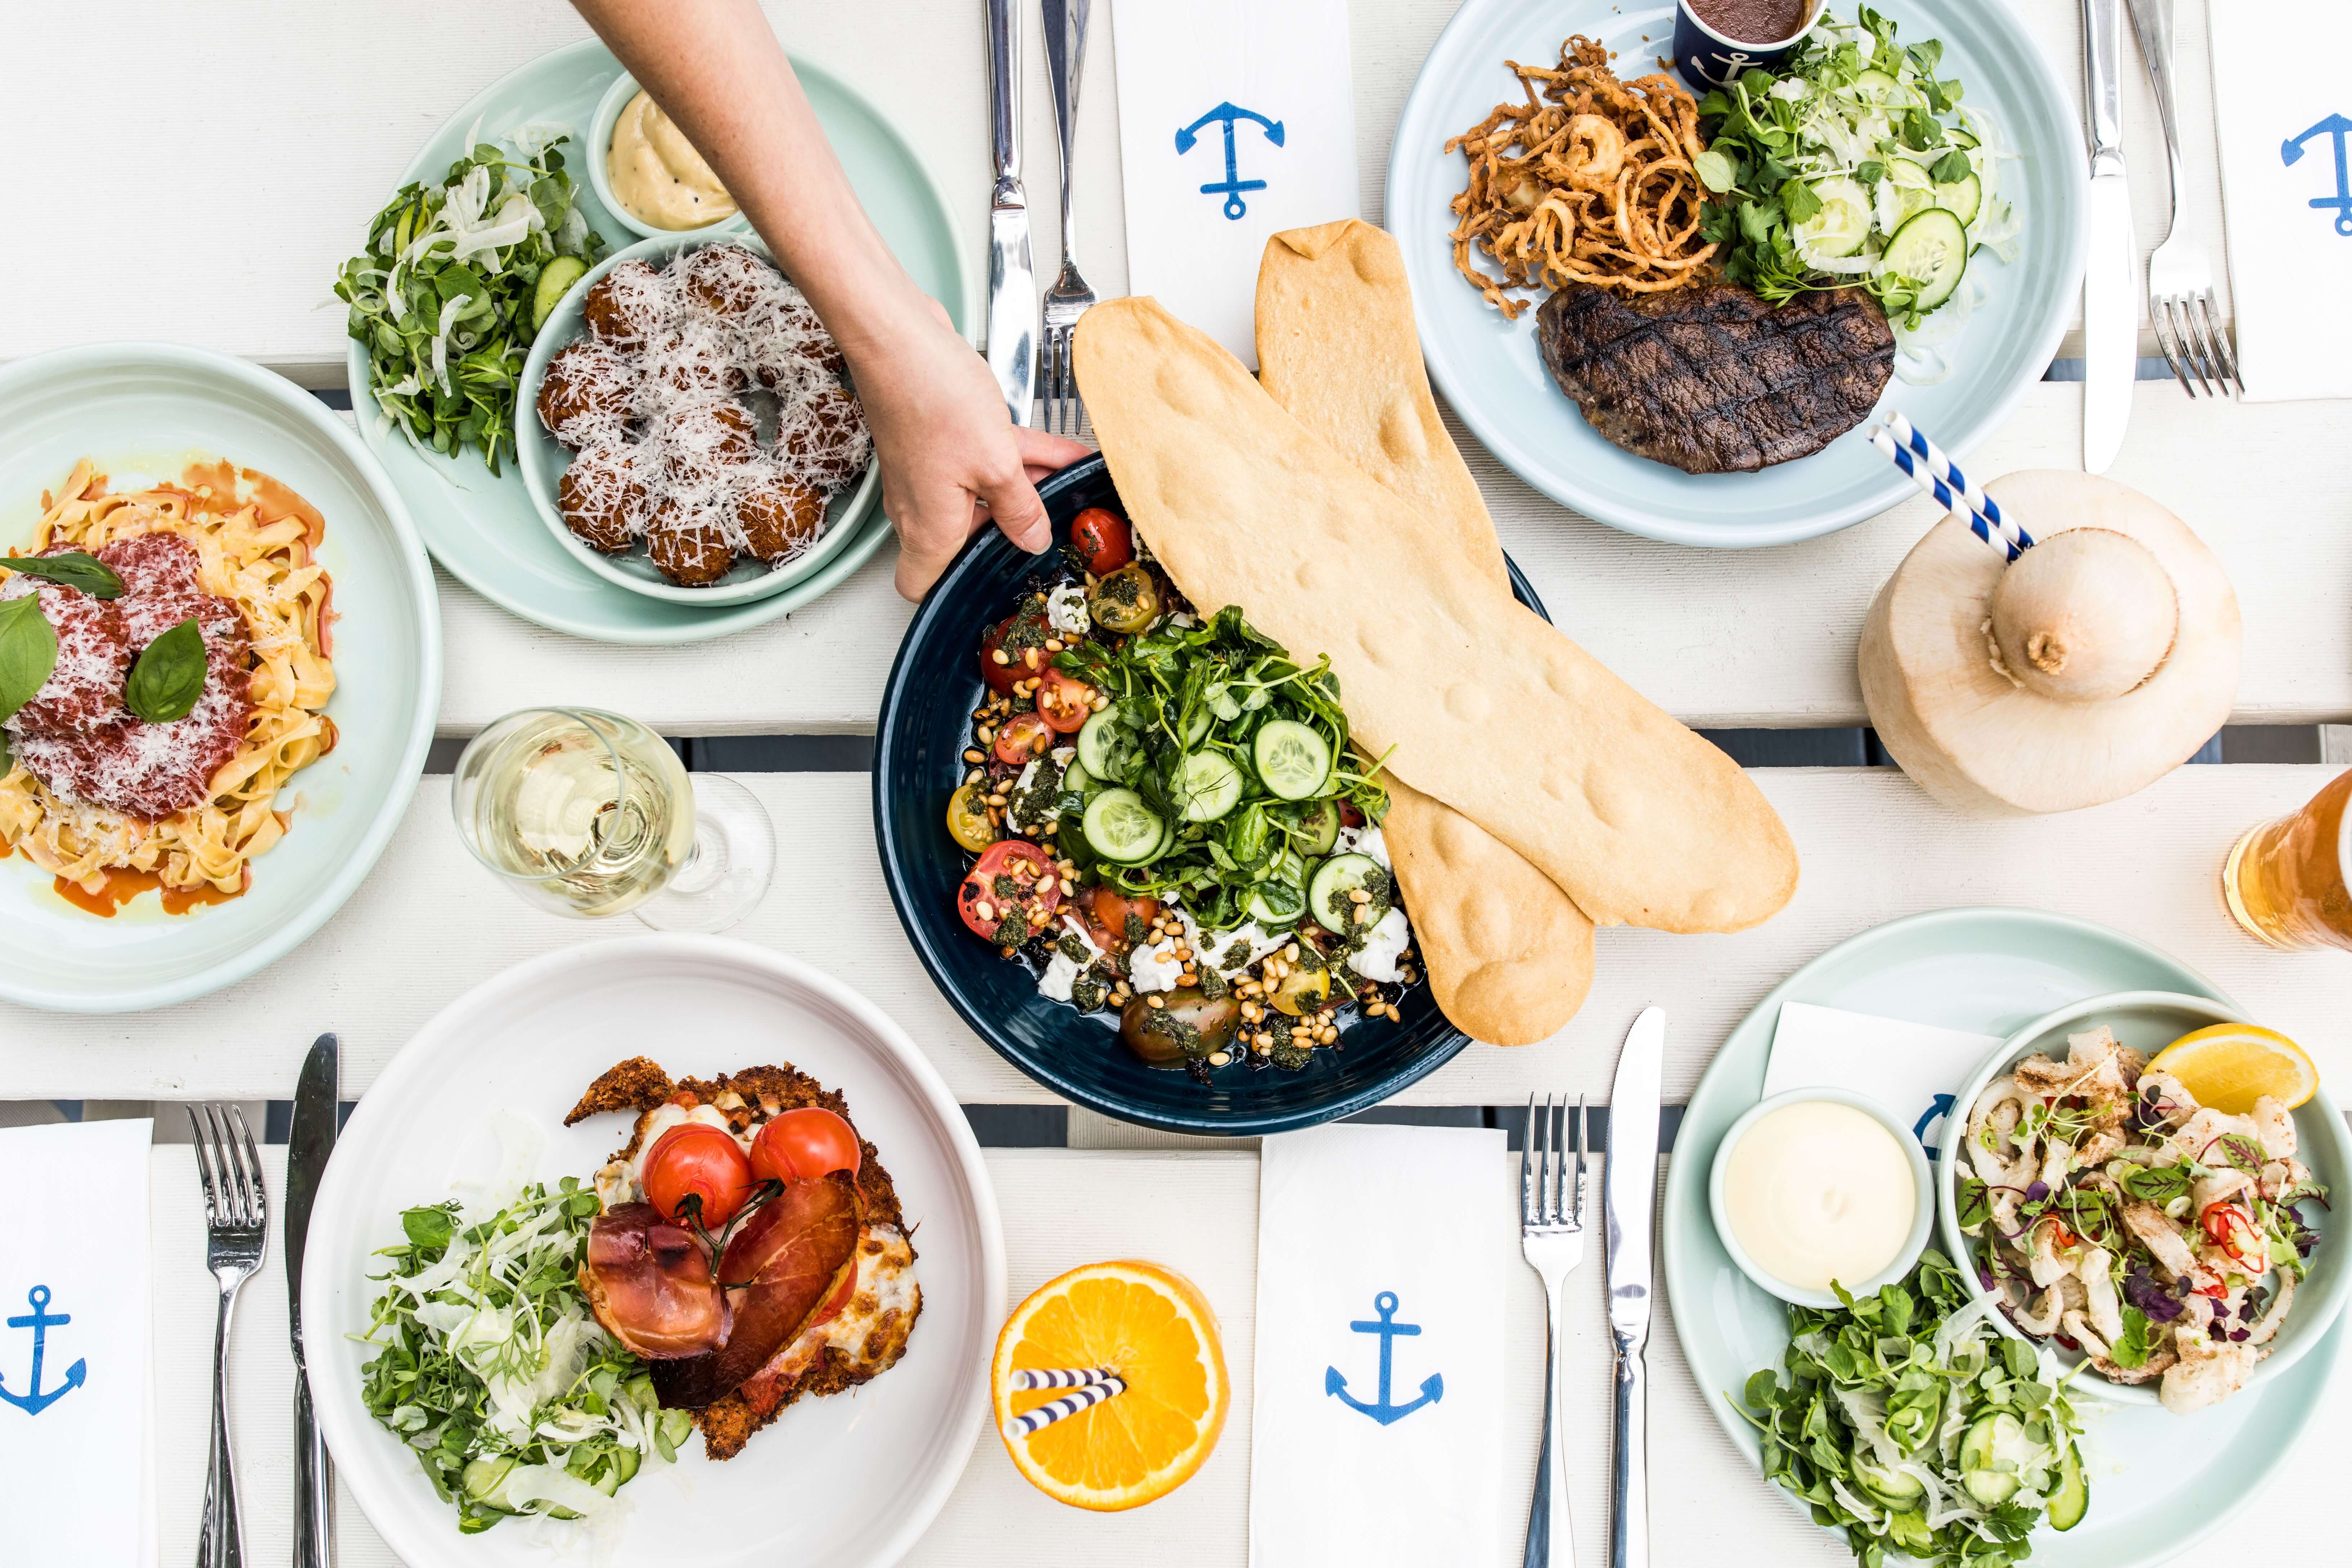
[1959,1411,2026,1506]
[1083,788,1166,863]
[1076,707,1133,783]
[1184,707,1211,747]
[1288,798,1341,857]
[532,256,589,332]
[2046,1442,2087,1531]
[1881,207,1968,311]
[1948,125,1981,150]
[1062,758,1096,797]
[1253,719,1331,801]
[463,1456,519,1505]
[1794,176,1872,259]
[1850,68,1914,107]
[1246,879,1306,925]
[1309,852,1383,933]
[1851,1456,1925,1510]
[611,1446,643,1486]
[1174,750,1244,822]
[1935,170,1982,225]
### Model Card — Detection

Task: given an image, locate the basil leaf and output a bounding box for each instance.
[124,616,207,723]
[7,551,124,599]
[0,593,60,721]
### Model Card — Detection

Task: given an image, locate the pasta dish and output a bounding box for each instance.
[0,458,337,914]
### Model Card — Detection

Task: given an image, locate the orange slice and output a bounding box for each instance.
[2147,1023,2319,1114]
[991,1259,1229,1511]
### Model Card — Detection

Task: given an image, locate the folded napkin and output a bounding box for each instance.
[1111,0,1361,368]
[1250,1123,1506,1567]
[2208,1,2352,401]
[1766,1001,2001,1158]
[0,1118,156,1565]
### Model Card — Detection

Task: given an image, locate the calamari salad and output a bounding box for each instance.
[946,504,1418,1084]
[1958,1026,2328,1415]
[1693,7,2024,383]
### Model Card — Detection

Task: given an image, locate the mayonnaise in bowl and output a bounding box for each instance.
[1707,1087,1935,1308]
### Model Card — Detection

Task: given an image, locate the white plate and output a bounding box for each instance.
[0,343,439,1012]
[303,935,1007,1568]
[1385,1,2086,547]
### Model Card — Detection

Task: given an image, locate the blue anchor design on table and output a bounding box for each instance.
[1911,1092,1955,1161]
[2281,114,2352,236]
[0,1285,86,1416]
[1325,1291,1443,1426]
[1174,103,1285,220]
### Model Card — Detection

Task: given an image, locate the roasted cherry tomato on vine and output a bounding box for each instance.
[1036,669,1097,733]
[751,1106,863,1183]
[643,1123,756,1225]
[1070,508,1133,575]
[994,711,1055,764]
[1078,885,1161,953]
[957,839,1062,942]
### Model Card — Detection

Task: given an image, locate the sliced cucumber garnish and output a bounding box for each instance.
[1287,797,1341,857]
[1308,852,1383,933]
[1957,1410,2051,1507]
[1795,175,1872,258]
[1851,1456,1925,1510]
[2047,1441,2087,1531]
[1849,68,1914,107]
[1253,719,1331,801]
[1083,788,1166,863]
[1881,207,1968,311]
[1246,879,1306,925]
[1076,707,1133,783]
[463,1456,519,1506]
[1174,750,1244,822]
[532,256,589,332]
[1934,169,1982,225]
[1062,758,1096,797]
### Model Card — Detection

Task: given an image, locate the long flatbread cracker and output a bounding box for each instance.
[1074,294,1798,933]
[1257,220,1593,1044]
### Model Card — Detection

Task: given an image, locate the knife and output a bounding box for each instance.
[2080,0,2137,473]
[287,1034,340,1568]
[1602,1007,1665,1568]
[984,0,1037,425]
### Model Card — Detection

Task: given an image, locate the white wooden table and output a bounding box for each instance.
[13,0,2352,1564]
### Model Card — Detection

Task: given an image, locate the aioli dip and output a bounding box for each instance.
[607,90,737,230]
[1721,1099,1915,1293]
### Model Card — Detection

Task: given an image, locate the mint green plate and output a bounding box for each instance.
[346,39,969,643]
[1661,908,2345,1565]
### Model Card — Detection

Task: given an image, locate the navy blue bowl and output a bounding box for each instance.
[873,455,1552,1137]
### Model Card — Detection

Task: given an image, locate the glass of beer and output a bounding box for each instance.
[2220,768,2352,950]
[450,708,775,932]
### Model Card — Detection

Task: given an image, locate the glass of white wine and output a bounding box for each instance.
[450,708,775,932]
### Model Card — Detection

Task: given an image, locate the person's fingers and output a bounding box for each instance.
[890,486,985,601]
[1011,426,1093,472]
[974,457,1053,555]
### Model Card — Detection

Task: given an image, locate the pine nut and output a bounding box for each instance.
[1147,995,1164,1009]
[991,649,1010,665]
[1208,1051,1232,1067]
[974,900,995,921]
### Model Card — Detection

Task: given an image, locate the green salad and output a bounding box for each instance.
[1692,8,2021,382]
[335,135,604,473]
[1734,1250,2087,1568]
[358,1179,692,1533]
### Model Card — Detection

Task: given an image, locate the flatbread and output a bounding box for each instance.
[1257,219,1592,1044]
[1074,294,1798,933]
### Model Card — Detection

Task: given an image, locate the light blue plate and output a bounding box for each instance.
[0,344,440,1012]
[1386,2,2086,547]
[347,38,970,642]
[1661,909,2346,1565]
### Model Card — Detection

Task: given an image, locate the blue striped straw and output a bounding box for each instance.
[1005,1374,1127,1439]
[1009,1366,1120,1391]
[1866,413,2035,563]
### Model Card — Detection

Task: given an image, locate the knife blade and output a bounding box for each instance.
[2081,0,2137,473]
[985,0,1037,425]
[287,1033,340,1568]
[1603,1006,1665,1568]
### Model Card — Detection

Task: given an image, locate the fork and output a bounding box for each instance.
[2128,0,2243,396]
[1521,1095,1589,1568]
[1039,0,1098,436]
[191,1105,268,1568]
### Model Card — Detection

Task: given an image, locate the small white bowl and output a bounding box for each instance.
[586,71,753,242]
[1708,1086,1936,1309]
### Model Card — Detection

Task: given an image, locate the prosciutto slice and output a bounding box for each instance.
[652,1172,863,1409]
[580,1202,729,1359]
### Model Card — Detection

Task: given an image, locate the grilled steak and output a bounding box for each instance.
[1536,281,1894,474]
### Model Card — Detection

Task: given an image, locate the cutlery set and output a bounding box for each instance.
[986,0,1097,434]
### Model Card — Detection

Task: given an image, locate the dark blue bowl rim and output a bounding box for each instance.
[872,454,1552,1136]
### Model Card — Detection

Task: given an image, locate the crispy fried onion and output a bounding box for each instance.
[1445,36,1717,317]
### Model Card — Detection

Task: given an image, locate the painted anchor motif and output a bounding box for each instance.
[1325,1291,1443,1426]
[0,1285,86,1416]
[1911,1093,1955,1161]
[2281,114,2352,236]
[1174,102,1285,220]
[1684,50,1760,89]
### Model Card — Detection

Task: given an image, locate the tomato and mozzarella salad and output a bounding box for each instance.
[947,505,1420,1084]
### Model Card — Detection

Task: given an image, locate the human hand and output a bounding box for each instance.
[849,298,1091,600]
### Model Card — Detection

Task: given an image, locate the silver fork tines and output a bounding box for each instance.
[2131,0,2245,398]
[192,1104,268,1568]
[1521,1095,1589,1568]
[1039,0,1097,438]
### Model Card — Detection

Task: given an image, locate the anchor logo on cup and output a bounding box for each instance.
[1672,0,1822,93]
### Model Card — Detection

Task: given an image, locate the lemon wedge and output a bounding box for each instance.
[2146,1023,2319,1114]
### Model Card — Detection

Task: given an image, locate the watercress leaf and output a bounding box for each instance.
[401,1204,456,1251]
[0,593,60,722]
[1693,148,1739,192]
[1929,148,1972,183]
[124,616,208,723]
[1856,159,1887,186]
[5,551,124,599]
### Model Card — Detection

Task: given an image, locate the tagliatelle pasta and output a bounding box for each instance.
[0,457,337,905]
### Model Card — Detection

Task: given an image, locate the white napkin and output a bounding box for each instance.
[1765,1002,2000,1158]
[2208,1,2352,401]
[1250,1123,1506,1567]
[1110,0,1361,368]
[0,1119,155,1565]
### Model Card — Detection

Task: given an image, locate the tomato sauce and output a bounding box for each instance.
[1689,0,1812,45]
[53,865,247,917]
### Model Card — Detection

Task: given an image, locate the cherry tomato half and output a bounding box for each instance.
[994,711,1055,764]
[1036,669,1097,733]
[1070,508,1133,575]
[643,1123,755,1226]
[958,839,1062,942]
[1078,885,1162,954]
[751,1106,863,1184]
[979,615,1034,696]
